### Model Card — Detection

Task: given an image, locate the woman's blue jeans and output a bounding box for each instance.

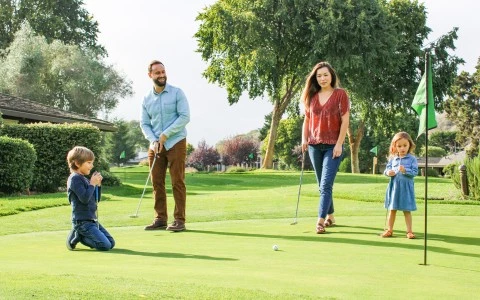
[308,144,343,219]
[74,221,115,251]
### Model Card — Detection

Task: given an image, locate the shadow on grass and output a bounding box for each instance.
[187,227,480,259]
[102,247,237,261]
[341,225,480,247]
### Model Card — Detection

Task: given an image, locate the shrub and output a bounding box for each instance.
[338,157,352,173]
[0,136,36,194]
[138,159,149,166]
[187,140,220,171]
[465,155,480,200]
[445,155,480,200]
[226,166,247,173]
[2,123,103,192]
[419,146,447,157]
[422,167,439,177]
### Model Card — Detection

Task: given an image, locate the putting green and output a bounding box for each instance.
[1,216,479,299]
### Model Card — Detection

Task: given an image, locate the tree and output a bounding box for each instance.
[0,0,105,56]
[429,130,458,154]
[195,0,326,168]
[127,120,149,151]
[262,116,303,169]
[187,140,220,171]
[444,58,480,156]
[220,135,260,166]
[342,1,461,172]
[195,0,429,170]
[109,120,136,165]
[0,23,132,116]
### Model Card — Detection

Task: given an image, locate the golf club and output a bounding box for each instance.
[291,151,306,225]
[129,155,157,218]
[95,185,99,229]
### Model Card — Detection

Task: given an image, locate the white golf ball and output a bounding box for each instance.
[272,244,279,251]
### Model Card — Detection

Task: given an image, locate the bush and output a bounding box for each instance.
[465,155,480,200]
[138,159,149,166]
[421,167,439,177]
[2,123,103,192]
[0,136,36,194]
[419,146,447,157]
[226,166,247,173]
[338,157,352,173]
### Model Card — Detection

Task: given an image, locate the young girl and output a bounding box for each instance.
[66,146,115,251]
[382,132,418,239]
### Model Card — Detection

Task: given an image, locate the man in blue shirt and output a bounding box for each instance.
[140,60,190,231]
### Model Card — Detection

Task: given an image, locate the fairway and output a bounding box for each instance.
[1,170,479,299]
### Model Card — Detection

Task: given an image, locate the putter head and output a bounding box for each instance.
[129,215,138,218]
[290,220,298,225]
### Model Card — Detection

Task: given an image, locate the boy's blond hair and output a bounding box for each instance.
[67,146,95,171]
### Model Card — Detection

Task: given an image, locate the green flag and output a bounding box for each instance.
[119,150,126,159]
[411,55,437,138]
[370,146,378,156]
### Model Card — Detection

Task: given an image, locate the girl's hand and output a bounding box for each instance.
[387,170,396,177]
[399,165,406,174]
[332,144,342,158]
[301,142,308,153]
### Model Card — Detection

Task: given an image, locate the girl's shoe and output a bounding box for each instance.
[316,222,326,234]
[324,219,335,227]
[406,232,416,239]
[381,229,393,238]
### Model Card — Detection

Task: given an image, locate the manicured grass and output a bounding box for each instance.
[1,169,479,299]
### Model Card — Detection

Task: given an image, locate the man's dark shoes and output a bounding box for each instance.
[66,229,80,251]
[166,220,186,232]
[144,219,168,230]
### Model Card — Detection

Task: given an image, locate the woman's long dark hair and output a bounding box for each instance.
[301,62,339,110]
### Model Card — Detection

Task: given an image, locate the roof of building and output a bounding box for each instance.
[417,150,466,168]
[0,92,116,132]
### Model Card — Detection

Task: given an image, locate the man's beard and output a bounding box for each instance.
[153,77,167,87]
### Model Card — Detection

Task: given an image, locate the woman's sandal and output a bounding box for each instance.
[381,229,393,238]
[316,223,326,234]
[406,232,416,239]
[324,219,335,227]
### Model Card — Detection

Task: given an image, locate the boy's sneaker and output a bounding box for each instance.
[66,229,80,250]
[166,221,186,232]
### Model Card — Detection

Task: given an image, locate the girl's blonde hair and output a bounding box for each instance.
[67,146,95,171]
[301,61,339,110]
[388,132,416,158]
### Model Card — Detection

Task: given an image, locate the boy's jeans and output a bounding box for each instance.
[74,220,115,251]
[308,144,343,219]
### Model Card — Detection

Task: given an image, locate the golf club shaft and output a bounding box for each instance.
[293,151,306,223]
[132,155,157,217]
[95,186,99,229]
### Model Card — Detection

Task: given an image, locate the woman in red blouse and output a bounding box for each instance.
[301,62,350,234]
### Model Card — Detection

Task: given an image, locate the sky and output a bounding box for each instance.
[84,0,479,147]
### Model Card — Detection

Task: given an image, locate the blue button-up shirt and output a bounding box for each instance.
[140,83,190,150]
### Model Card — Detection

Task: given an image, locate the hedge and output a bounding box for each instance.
[0,136,36,194]
[2,123,103,192]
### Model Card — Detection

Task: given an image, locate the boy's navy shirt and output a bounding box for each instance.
[67,172,102,222]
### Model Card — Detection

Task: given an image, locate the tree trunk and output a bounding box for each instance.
[261,77,302,169]
[262,102,283,169]
[347,120,365,174]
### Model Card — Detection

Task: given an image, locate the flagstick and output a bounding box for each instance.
[422,52,430,266]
